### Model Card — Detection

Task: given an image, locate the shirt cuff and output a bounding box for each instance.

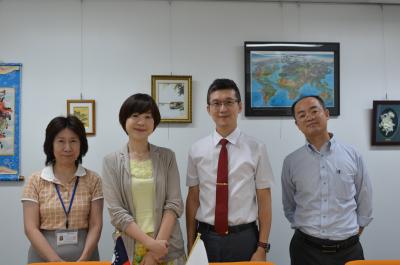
[92,196,104,201]
[186,178,199,187]
[358,215,373,227]
[21,198,38,203]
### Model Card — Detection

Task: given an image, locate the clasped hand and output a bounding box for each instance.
[147,239,168,262]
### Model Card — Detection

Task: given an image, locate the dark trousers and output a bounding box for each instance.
[290,230,364,265]
[197,222,258,262]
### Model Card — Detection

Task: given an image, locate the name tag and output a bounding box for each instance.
[55,230,78,246]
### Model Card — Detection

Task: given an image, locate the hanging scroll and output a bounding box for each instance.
[0,63,21,181]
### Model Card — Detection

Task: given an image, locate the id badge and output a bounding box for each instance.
[55,230,78,246]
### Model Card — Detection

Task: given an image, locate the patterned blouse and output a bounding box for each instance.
[21,165,103,230]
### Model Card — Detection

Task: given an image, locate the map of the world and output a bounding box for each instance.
[250,51,335,108]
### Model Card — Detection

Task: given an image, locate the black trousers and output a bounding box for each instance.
[290,230,364,265]
[198,222,258,262]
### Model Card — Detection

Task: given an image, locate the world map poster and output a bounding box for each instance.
[245,42,340,116]
[0,64,21,181]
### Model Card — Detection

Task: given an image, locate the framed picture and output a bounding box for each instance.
[0,63,22,181]
[151,75,192,123]
[372,100,400,145]
[244,42,340,116]
[67,99,96,135]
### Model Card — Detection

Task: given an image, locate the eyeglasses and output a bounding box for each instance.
[209,100,239,109]
[295,107,324,122]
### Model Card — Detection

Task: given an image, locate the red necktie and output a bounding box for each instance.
[215,138,229,235]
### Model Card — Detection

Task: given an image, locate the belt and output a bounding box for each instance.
[197,221,257,234]
[295,230,359,253]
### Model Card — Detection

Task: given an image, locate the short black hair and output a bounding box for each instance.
[207,78,241,104]
[44,115,88,166]
[291,95,327,118]
[119,93,161,133]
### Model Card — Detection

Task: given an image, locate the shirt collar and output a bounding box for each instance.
[40,164,86,182]
[212,127,241,146]
[306,133,336,154]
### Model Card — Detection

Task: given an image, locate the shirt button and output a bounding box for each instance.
[323,216,326,218]
[323,182,326,185]
[324,199,327,202]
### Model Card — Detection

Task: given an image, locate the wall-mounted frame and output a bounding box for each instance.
[0,63,22,181]
[67,99,96,136]
[151,75,192,123]
[244,42,340,116]
[372,100,400,145]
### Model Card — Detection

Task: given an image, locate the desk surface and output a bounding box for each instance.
[210,261,275,265]
[346,261,400,265]
[29,261,111,265]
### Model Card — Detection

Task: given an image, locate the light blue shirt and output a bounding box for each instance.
[281,135,373,240]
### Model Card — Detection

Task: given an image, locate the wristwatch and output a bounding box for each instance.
[257,241,271,253]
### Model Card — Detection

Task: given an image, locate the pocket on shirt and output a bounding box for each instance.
[334,172,356,200]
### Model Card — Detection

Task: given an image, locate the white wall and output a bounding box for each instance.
[0,0,399,264]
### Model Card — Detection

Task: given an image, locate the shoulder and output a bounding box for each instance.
[335,139,357,151]
[103,147,126,167]
[191,134,212,149]
[151,144,175,157]
[284,145,307,164]
[188,134,213,155]
[103,150,121,161]
[25,171,43,186]
[30,171,43,180]
[239,132,265,147]
[150,144,176,164]
[80,168,102,194]
[22,170,48,199]
[82,167,101,181]
[333,140,362,160]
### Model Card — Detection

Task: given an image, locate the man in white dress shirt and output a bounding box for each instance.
[186,78,274,262]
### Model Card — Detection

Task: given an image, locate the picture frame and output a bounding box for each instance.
[371,100,400,146]
[151,75,192,123]
[244,42,340,116]
[67,99,96,136]
[0,63,22,181]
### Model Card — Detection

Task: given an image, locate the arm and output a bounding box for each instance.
[156,210,177,243]
[77,199,103,261]
[125,222,168,258]
[251,188,272,261]
[23,201,64,262]
[186,185,200,253]
[146,151,185,261]
[354,154,373,232]
[144,210,177,264]
[102,155,135,232]
[156,151,184,240]
[281,157,296,224]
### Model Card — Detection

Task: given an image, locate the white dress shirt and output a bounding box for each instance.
[186,127,274,226]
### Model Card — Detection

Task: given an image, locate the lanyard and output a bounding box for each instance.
[54,177,79,229]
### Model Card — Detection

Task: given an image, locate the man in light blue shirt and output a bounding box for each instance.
[281,95,373,265]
